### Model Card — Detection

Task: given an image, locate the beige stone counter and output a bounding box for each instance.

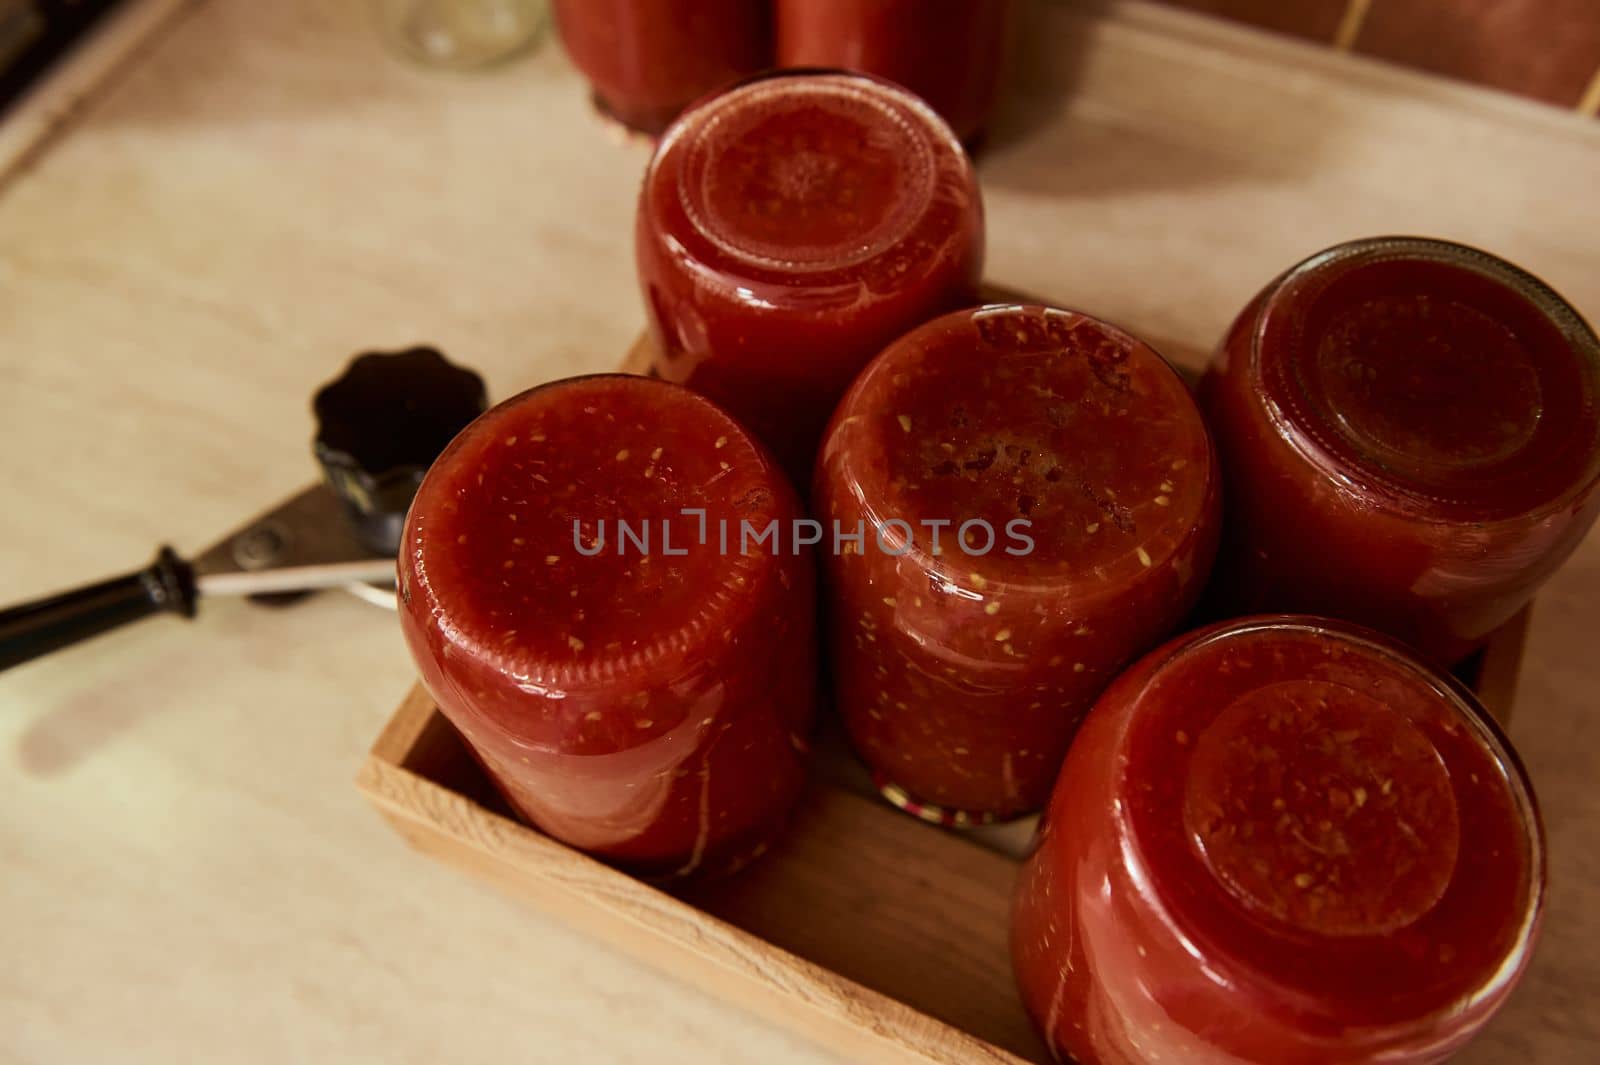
[1,1,1596,1061]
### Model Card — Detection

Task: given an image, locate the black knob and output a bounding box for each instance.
[313,347,488,556]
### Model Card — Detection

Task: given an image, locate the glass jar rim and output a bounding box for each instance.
[1247,235,1600,522]
[1114,613,1546,1039]
[648,68,969,276]
[404,373,795,702]
[820,302,1218,594]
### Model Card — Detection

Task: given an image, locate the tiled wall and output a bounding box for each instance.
[1154,0,1600,113]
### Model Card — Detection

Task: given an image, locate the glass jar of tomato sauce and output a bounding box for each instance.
[814,304,1220,822]
[1200,237,1600,665]
[774,0,1011,145]
[398,374,816,878]
[1012,615,1545,1065]
[637,69,984,485]
[551,0,770,134]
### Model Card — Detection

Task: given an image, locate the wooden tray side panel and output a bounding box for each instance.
[357,734,1038,1065]
[676,789,1047,1061]
[369,690,1047,1056]
[1465,605,1530,724]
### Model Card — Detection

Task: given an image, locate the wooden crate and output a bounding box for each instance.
[358,305,1530,1065]
[357,605,1524,1065]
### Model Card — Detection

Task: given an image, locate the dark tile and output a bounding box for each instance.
[1151,0,1350,44]
[1355,0,1600,107]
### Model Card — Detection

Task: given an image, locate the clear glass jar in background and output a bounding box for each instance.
[1012,615,1545,1064]
[374,0,547,70]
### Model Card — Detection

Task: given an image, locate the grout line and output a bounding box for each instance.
[1579,63,1600,116]
[1333,0,1374,52]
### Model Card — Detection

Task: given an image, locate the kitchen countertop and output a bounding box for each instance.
[2,1,1597,1062]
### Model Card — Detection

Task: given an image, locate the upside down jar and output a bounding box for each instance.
[1200,236,1600,665]
[774,0,1012,145]
[399,374,816,878]
[551,0,771,135]
[1012,615,1545,1065]
[814,304,1220,822]
[637,69,984,485]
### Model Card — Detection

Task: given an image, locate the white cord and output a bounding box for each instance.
[342,582,399,611]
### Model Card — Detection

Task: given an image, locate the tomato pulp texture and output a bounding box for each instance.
[1012,617,1544,1065]
[399,375,817,878]
[1201,237,1600,665]
[814,305,1220,820]
[637,70,984,486]
[551,0,770,135]
[774,0,1012,145]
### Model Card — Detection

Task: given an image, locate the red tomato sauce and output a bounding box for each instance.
[637,70,984,484]
[399,375,816,877]
[815,305,1219,819]
[1013,616,1544,1064]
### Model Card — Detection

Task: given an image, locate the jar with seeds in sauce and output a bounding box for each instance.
[1012,616,1545,1064]
[637,69,984,485]
[813,304,1220,821]
[1200,236,1600,665]
[399,374,816,877]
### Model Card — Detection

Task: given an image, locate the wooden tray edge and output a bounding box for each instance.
[1468,604,1530,724]
[367,682,441,765]
[355,704,1032,1065]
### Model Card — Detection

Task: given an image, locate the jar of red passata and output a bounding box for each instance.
[1012,615,1545,1065]
[637,69,984,484]
[775,0,1010,145]
[1201,237,1600,665]
[551,0,770,134]
[814,305,1220,822]
[398,375,816,878]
